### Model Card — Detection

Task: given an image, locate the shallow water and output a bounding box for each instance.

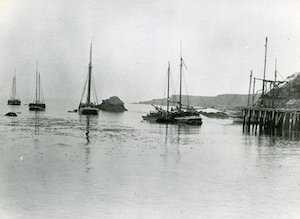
[0,99,300,218]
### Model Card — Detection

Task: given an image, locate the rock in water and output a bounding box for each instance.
[98,96,127,112]
[5,112,17,117]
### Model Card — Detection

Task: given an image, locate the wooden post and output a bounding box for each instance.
[243,109,246,132]
[283,113,287,129]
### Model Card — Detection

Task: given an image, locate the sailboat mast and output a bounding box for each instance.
[36,62,38,104]
[38,73,41,103]
[14,75,16,99]
[274,59,277,83]
[262,37,268,100]
[87,41,92,105]
[167,61,170,114]
[11,76,15,99]
[179,42,182,111]
[247,71,253,106]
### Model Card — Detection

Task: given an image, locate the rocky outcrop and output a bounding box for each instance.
[98,96,127,112]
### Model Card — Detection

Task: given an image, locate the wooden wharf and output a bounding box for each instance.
[242,107,300,134]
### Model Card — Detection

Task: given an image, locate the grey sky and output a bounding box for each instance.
[0,0,300,102]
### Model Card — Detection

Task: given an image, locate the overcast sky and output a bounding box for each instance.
[0,0,300,102]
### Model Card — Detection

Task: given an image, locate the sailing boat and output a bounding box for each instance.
[156,46,202,125]
[142,62,171,122]
[78,42,99,115]
[156,61,175,124]
[8,73,21,105]
[29,63,46,111]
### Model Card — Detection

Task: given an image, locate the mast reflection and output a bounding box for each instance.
[80,115,96,173]
[34,111,40,135]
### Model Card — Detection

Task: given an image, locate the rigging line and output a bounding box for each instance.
[93,73,99,104]
[80,73,89,103]
[183,71,190,106]
[92,83,97,104]
[169,70,174,103]
[94,74,98,104]
[161,67,168,107]
[14,69,17,99]
[182,58,188,71]
[15,76,20,99]
[170,78,176,102]
[38,73,44,102]
[277,71,285,80]
[11,77,14,99]
[91,73,98,104]
[41,83,45,102]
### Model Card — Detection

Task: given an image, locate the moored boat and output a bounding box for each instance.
[29,63,46,111]
[155,46,202,126]
[78,41,99,115]
[8,73,21,105]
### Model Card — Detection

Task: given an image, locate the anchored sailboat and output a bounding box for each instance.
[143,44,202,125]
[142,61,171,122]
[157,50,202,125]
[167,45,202,125]
[78,42,99,115]
[8,72,21,105]
[29,63,46,111]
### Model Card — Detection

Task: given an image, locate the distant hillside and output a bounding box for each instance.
[138,94,259,109]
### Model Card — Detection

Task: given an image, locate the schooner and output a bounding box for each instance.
[78,41,99,115]
[8,72,21,105]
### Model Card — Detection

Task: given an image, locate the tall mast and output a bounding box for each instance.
[87,41,92,105]
[38,73,41,103]
[11,74,16,99]
[14,74,16,99]
[274,59,277,83]
[167,61,170,114]
[179,42,182,111]
[247,70,253,106]
[14,69,17,99]
[262,37,268,100]
[36,62,38,103]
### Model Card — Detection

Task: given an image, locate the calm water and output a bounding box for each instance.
[0,99,300,219]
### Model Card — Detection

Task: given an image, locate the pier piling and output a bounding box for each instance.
[242,107,300,134]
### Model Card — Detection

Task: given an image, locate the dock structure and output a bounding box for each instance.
[241,37,300,135]
[242,107,300,134]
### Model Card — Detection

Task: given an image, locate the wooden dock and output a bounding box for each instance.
[242,107,300,134]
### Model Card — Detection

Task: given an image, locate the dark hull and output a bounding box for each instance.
[186,119,202,126]
[174,116,202,126]
[79,106,99,115]
[5,112,17,117]
[156,117,175,124]
[29,103,46,111]
[80,109,99,115]
[142,115,159,122]
[8,99,21,105]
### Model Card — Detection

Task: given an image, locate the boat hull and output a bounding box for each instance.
[79,107,99,115]
[29,103,46,111]
[174,116,202,126]
[156,117,175,124]
[142,115,159,122]
[8,99,21,105]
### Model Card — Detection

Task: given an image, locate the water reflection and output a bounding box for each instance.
[34,112,40,135]
[79,115,98,172]
[85,116,90,144]
[158,124,201,164]
[244,128,300,142]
